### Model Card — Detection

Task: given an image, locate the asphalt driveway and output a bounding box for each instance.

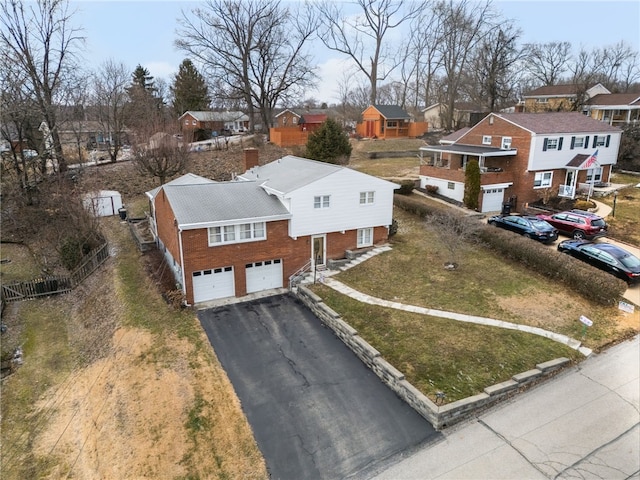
[197,294,438,480]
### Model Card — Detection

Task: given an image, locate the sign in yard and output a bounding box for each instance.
[619,301,635,314]
[579,315,593,327]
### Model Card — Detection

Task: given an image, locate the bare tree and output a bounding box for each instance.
[176,0,317,134]
[425,210,480,269]
[523,41,572,86]
[465,24,522,112]
[133,133,190,186]
[316,0,421,105]
[435,0,496,131]
[92,60,131,163]
[0,0,84,173]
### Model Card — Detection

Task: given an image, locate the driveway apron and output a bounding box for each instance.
[197,294,438,480]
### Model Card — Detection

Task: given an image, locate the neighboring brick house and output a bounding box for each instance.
[418,112,621,213]
[270,109,330,146]
[585,92,640,126]
[522,84,610,113]
[356,105,428,139]
[146,150,398,305]
[178,111,249,134]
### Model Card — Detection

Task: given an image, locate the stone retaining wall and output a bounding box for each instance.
[295,285,571,430]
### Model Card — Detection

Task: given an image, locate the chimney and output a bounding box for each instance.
[243,148,259,171]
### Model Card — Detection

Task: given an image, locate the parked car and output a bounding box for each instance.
[557,240,640,284]
[487,215,558,244]
[536,210,608,240]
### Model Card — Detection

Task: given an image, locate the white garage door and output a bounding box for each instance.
[482,187,505,213]
[246,259,283,294]
[192,266,235,303]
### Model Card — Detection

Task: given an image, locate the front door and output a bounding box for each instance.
[312,235,325,268]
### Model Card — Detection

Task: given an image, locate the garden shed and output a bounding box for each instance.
[83,190,123,217]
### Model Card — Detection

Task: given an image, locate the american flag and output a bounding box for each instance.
[582,150,599,169]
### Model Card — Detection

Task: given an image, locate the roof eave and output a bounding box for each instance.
[179,213,293,230]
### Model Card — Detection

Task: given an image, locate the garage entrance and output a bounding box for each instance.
[192,266,234,303]
[245,259,283,293]
[482,187,505,213]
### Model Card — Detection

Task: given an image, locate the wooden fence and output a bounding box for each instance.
[1,243,110,303]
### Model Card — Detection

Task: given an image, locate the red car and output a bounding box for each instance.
[536,210,608,240]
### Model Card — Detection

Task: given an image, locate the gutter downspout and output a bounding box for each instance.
[178,228,187,303]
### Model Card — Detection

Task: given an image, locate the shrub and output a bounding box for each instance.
[388,218,398,237]
[393,193,451,218]
[425,184,439,194]
[476,225,626,305]
[463,159,480,210]
[573,199,595,211]
[396,180,416,195]
[305,118,352,164]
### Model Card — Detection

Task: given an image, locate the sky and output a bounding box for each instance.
[72,0,640,104]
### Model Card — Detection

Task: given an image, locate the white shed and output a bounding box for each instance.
[83,190,123,217]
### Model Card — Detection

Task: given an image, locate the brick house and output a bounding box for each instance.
[178,111,249,134]
[146,150,398,305]
[418,112,621,213]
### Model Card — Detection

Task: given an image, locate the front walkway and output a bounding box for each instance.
[314,246,592,356]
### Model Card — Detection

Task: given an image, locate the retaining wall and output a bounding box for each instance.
[295,285,571,430]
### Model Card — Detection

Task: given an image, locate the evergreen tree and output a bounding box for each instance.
[305,119,352,165]
[171,59,211,116]
[126,64,163,134]
[463,159,481,210]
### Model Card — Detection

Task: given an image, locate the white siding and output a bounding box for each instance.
[528,132,621,171]
[419,176,464,203]
[288,169,396,238]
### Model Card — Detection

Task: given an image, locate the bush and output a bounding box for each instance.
[476,225,627,305]
[305,118,352,164]
[396,180,416,195]
[425,184,439,194]
[393,193,451,218]
[388,218,398,237]
[573,199,595,211]
[463,159,480,210]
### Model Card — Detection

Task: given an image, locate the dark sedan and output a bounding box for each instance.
[558,240,640,284]
[487,215,558,244]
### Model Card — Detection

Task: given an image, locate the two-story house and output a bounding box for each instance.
[418,112,621,213]
[147,150,398,305]
[585,92,640,126]
[522,84,610,112]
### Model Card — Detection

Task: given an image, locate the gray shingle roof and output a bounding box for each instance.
[163,181,291,228]
[180,111,249,122]
[239,155,344,193]
[496,112,620,134]
[372,104,411,119]
[524,84,578,97]
[146,173,215,200]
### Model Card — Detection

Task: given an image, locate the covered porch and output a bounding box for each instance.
[419,144,517,179]
[559,153,611,199]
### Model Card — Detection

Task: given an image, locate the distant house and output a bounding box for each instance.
[585,92,640,126]
[418,112,621,213]
[422,102,489,130]
[522,84,610,113]
[270,108,332,147]
[356,105,428,139]
[179,111,249,134]
[146,150,398,305]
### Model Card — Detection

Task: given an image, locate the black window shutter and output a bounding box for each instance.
[584,136,589,148]
[570,137,575,149]
[558,137,563,150]
[592,136,598,148]
[543,138,548,151]
[605,135,610,147]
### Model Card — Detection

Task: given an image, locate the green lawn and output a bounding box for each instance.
[308,205,636,403]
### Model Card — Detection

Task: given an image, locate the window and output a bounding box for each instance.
[534,171,553,188]
[208,222,266,246]
[314,195,330,209]
[586,167,603,183]
[536,97,548,103]
[357,228,373,247]
[594,135,607,147]
[572,136,585,148]
[292,117,298,124]
[192,120,196,126]
[387,120,398,128]
[359,191,375,205]
[501,136,512,149]
[184,120,189,125]
[482,135,492,145]
[544,138,559,150]
[447,182,455,190]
